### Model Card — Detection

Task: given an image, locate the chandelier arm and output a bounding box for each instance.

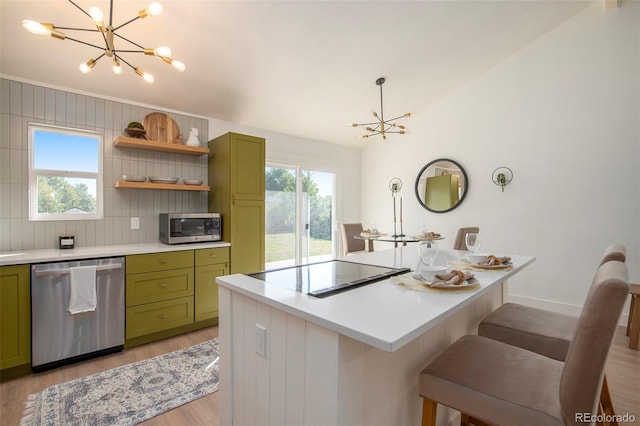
[64,36,108,51]
[67,0,92,20]
[113,32,145,50]
[354,121,382,126]
[385,114,411,122]
[113,16,141,32]
[52,26,99,33]
[117,55,137,71]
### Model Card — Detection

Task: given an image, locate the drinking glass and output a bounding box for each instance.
[465,233,480,253]
[419,240,438,266]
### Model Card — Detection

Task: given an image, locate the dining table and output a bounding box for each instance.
[354,233,445,250]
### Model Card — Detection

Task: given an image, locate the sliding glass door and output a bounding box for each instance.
[265,164,335,268]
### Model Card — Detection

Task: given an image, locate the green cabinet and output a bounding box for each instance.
[0,265,31,370]
[125,251,195,340]
[195,247,229,322]
[208,132,265,274]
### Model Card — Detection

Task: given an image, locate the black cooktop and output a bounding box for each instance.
[249,260,410,298]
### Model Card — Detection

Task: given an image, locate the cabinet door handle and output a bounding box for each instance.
[209,254,217,258]
[158,283,167,287]
[232,193,235,206]
[158,259,167,264]
[158,314,166,319]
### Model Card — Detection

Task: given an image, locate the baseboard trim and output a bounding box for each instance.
[507,294,630,327]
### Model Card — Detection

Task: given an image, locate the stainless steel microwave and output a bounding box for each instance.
[159,213,221,244]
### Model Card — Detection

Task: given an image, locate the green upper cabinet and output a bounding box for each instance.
[1,265,31,370]
[208,132,265,274]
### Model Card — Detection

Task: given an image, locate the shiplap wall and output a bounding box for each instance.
[0,78,209,251]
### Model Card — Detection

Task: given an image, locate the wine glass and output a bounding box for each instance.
[419,240,438,266]
[465,233,480,253]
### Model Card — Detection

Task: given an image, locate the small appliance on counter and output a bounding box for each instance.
[159,213,221,244]
[58,235,75,249]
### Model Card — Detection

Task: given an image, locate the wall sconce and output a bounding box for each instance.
[492,167,513,192]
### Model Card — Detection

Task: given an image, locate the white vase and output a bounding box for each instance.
[186,127,200,147]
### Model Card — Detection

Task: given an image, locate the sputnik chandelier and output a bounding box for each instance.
[352,77,413,139]
[22,0,185,83]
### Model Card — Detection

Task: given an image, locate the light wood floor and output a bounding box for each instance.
[1,325,638,425]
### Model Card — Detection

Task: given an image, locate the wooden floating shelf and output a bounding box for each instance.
[114,136,209,156]
[114,181,210,191]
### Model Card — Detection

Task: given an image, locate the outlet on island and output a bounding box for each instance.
[131,217,140,230]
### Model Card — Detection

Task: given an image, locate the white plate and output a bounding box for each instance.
[122,175,146,182]
[149,176,179,184]
[412,274,479,289]
[183,179,203,186]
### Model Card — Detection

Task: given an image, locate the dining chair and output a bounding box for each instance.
[419,260,629,426]
[341,223,366,256]
[476,243,626,422]
[452,227,479,250]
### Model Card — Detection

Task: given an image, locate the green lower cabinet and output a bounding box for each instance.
[126,296,194,339]
[195,263,228,322]
[0,265,31,370]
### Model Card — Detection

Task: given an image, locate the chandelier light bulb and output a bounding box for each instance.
[79,59,96,74]
[22,19,49,35]
[155,46,171,57]
[112,58,122,75]
[135,67,155,83]
[89,7,104,26]
[140,2,163,18]
[171,60,185,72]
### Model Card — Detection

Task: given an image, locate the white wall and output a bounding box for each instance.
[206,118,361,255]
[360,2,639,313]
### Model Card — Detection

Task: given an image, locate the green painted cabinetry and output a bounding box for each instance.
[208,132,265,274]
[0,265,31,370]
[195,247,229,322]
[125,251,195,341]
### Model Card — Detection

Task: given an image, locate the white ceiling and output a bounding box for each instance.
[1,0,592,148]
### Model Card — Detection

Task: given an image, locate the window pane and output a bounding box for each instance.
[37,176,97,215]
[34,130,99,172]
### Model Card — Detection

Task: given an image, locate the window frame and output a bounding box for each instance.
[28,123,104,221]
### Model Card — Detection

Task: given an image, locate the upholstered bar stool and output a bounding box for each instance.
[419,261,629,426]
[476,243,626,422]
[452,227,479,251]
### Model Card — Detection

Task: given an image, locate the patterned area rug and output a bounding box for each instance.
[21,339,219,426]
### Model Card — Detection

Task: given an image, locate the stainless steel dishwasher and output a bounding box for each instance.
[31,257,125,371]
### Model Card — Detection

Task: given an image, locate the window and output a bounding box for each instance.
[28,123,103,221]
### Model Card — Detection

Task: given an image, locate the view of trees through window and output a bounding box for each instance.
[266,166,334,265]
[37,176,96,214]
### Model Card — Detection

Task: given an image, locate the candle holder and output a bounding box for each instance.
[389,177,405,238]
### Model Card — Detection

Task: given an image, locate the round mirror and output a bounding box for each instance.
[415,158,468,213]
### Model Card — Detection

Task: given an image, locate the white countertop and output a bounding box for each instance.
[217,247,535,352]
[0,241,231,266]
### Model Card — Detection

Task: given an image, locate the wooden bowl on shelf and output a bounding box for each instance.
[125,127,147,139]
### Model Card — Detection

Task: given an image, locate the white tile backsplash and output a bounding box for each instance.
[0,77,209,251]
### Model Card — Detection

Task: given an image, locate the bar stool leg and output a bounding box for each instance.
[628,291,640,349]
[421,398,437,426]
[600,376,618,426]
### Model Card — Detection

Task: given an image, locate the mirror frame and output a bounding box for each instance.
[415,158,469,213]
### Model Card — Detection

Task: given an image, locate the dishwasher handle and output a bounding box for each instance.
[34,263,123,278]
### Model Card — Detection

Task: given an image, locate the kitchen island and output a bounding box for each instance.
[216,247,535,426]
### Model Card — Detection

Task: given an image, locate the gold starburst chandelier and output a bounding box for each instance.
[352,77,412,140]
[22,0,185,84]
